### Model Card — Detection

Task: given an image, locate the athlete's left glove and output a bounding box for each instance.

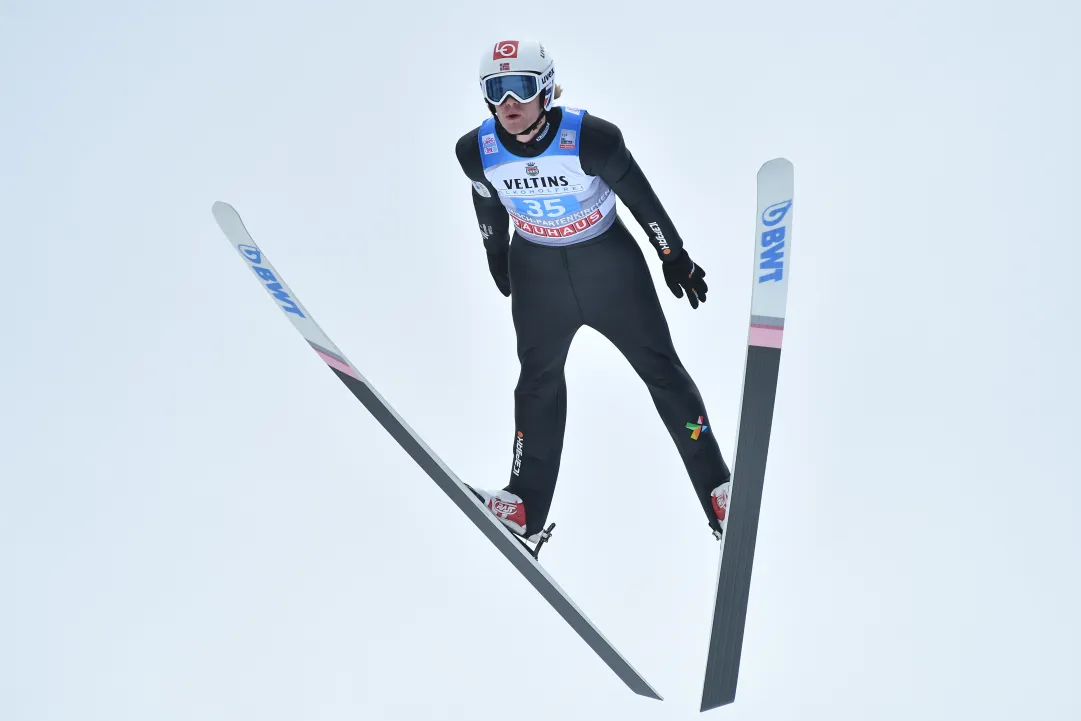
[663,249,708,309]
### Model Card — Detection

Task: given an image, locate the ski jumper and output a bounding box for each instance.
[455,106,731,535]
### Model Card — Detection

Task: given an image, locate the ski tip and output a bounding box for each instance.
[211,201,247,236]
[758,157,793,175]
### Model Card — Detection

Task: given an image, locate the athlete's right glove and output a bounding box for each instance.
[486,247,511,297]
[662,249,708,309]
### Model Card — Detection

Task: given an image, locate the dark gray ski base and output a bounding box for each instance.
[700,345,781,711]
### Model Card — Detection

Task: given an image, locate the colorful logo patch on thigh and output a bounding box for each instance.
[685,416,709,440]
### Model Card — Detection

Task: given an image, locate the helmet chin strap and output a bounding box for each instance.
[490,102,550,144]
[513,111,548,141]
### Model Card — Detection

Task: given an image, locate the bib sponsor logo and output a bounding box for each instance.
[513,208,605,238]
[482,132,498,155]
[559,129,576,149]
[525,162,539,177]
[502,174,571,192]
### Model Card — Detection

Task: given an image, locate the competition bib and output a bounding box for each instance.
[478,107,617,245]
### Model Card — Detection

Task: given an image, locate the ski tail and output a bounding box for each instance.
[700,158,793,711]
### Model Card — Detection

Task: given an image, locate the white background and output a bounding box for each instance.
[4,1,1079,719]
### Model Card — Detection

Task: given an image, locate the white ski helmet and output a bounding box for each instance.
[478,39,556,113]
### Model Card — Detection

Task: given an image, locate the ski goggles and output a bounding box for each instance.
[483,72,543,105]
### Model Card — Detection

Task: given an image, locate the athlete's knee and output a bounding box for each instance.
[630,346,691,388]
[515,364,567,396]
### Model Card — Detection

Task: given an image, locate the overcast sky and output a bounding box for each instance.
[4,1,1079,719]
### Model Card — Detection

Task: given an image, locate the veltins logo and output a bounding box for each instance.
[686,416,709,440]
[238,244,306,319]
[525,162,539,177]
[493,40,519,60]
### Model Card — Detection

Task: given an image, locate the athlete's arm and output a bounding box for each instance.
[578,113,686,261]
[455,129,510,254]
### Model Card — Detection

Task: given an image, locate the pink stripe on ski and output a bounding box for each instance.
[316,349,358,378]
[749,324,783,348]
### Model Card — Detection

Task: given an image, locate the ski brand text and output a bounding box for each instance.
[648,222,671,254]
[758,199,791,283]
[513,431,524,476]
[238,244,306,318]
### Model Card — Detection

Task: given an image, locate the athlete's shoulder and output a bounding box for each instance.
[455,124,488,181]
[578,110,624,143]
[455,126,479,165]
[576,110,627,175]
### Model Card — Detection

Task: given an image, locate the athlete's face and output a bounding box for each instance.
[494,94,544,137]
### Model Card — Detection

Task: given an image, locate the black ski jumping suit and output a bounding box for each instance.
[455,105,731,536]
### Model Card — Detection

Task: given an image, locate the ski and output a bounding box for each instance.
[210,201,662,701]
[700,158,793,711]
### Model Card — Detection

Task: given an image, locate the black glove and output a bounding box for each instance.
[662,249,707,309]
[486,247,511,297]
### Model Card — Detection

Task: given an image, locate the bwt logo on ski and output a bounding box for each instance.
[238,244,306,318]
[758,199,791,284]
[512,431,525,476]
